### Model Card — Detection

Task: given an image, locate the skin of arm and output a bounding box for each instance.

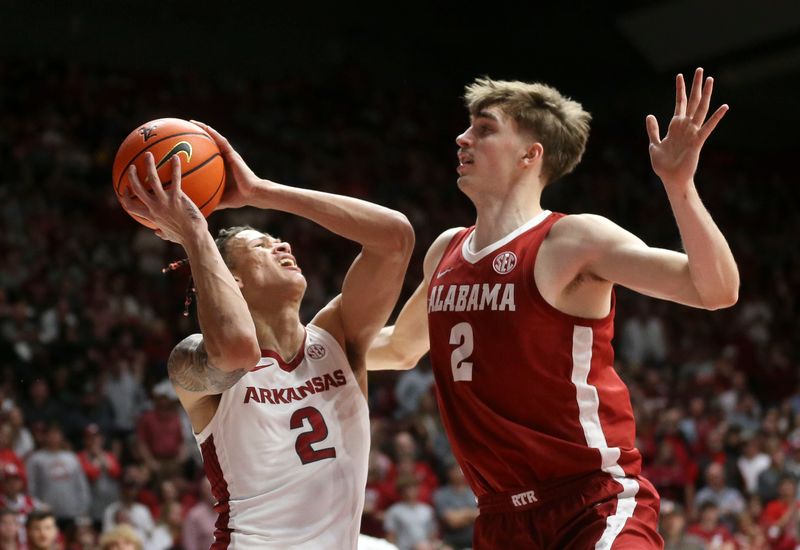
[366,227,463,371]
[120,155,261,420]
[193,121,416,388]
[538,68,738,315]
[251,179,416,366]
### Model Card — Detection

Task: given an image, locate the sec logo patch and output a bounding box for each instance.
[492,251,517,274]
[306,343,327,360]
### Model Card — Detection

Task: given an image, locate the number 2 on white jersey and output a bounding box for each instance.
[449,322,473,382]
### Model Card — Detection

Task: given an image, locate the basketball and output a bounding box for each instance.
[112,118,226,228]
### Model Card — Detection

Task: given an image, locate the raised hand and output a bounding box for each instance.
[190,120,262,210]
[646,68,729,188]
[119,153,206,244]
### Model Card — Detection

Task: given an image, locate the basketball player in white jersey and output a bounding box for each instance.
[120,123,414,549]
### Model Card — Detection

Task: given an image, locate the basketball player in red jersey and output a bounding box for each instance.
[368,68,738,549]
[119,126,414,548]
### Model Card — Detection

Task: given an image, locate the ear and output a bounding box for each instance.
[232,274,244,289]
[522,142,544,167]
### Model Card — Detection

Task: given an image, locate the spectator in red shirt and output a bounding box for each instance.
[135,381,186,481]
[0,463,45,543]
[0,422,27,488]
[760,476,800,550]
[643,439,692,507]
[77,424,121,527]
[362,449,393,538]
[687,501,736,549]
[381,432,438,505]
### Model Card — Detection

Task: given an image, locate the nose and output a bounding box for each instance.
[274,241,292,254]
[455,128,471,148]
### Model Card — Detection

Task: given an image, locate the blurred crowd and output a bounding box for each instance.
[0,56,796,550]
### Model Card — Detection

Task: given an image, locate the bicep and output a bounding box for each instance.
[339,246,411,352]
[168,334,248,396]
[586,221,703,307]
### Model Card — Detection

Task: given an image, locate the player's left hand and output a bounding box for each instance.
[119,153,207,244]
[646,67,728,189]
[190,120,261,210]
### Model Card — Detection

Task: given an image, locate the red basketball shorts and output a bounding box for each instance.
[473,474,663,549]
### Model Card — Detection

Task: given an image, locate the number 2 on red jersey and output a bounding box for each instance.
[449,322,474,382]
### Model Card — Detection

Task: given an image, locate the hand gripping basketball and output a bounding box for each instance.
[119,153,206,244]
[112,118,226,228]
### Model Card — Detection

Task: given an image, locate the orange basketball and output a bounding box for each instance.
[112,118,226,228]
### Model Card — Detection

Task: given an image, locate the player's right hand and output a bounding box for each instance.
[190,120,260,210]
[119,153,207,245]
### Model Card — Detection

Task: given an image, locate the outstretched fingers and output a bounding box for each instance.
[692,76,714,126]
[674,73,687,117]
[699,104,729,143]
[646,115,661,145]
[686,67,704,118]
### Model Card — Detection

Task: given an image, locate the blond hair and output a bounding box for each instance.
[99,525,143,550]
[464,77,591,184]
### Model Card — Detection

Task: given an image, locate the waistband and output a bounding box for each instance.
[477,473,625,514]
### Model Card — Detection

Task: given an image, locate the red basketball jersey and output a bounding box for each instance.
[427,211,641,498]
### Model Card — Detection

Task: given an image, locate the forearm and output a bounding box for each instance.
[367,326,418,371]
[666,181,738,309]
[249,180,412,252]
[366,283,430,371]
[182,226,259,370]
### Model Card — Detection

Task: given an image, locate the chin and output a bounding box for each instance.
[456,175,480,198]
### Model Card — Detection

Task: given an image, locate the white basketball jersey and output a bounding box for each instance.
[194,324,370,549]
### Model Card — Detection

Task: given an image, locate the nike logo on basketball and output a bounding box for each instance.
[156,141,193,169]
[437,267,455,279]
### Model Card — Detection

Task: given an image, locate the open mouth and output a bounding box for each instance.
[279,257,297,268]
[457,159,473,174]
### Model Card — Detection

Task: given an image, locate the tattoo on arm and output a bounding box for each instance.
[180,196,203,220]
[168,334,247,393]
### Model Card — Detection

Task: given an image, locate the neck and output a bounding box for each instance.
[251,305,305,361]
[469,177,544,250]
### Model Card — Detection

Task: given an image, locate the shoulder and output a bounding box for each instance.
[549,213,615,241]
[170,333,204,357]
[309,300,346,352]
[428,227,466,255]
[423,227,466,281]
[546,214,632,257]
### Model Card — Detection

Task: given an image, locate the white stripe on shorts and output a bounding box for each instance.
[595,476,640,550]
